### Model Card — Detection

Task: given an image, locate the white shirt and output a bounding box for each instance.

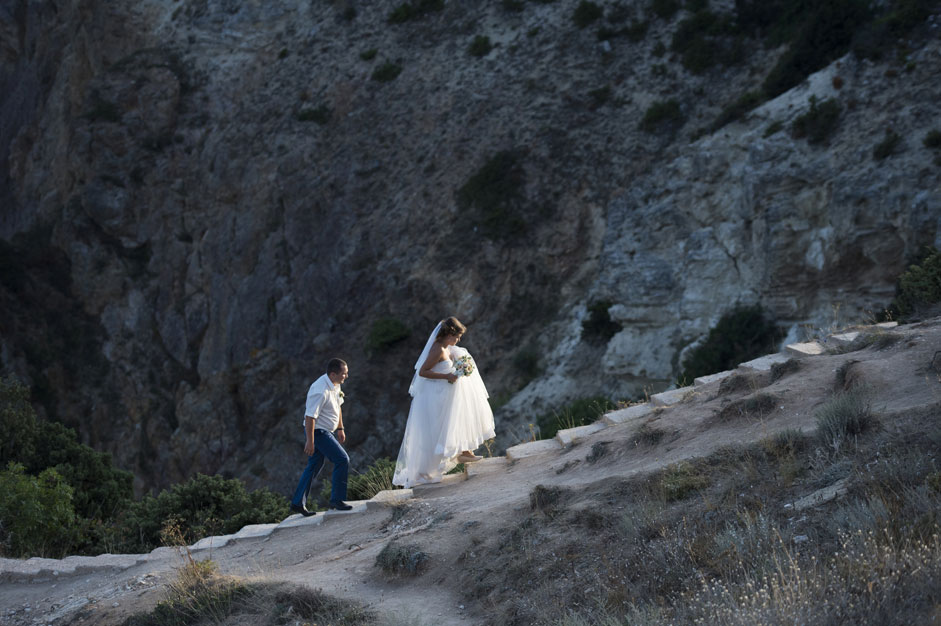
[303,373,344,432]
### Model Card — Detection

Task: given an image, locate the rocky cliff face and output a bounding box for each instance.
[1,0,938,495]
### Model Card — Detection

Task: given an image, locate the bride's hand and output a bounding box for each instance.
[446,373,458,383]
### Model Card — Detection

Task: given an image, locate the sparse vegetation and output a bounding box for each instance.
[581,300,622,343]
[715,392,778,421]
[536,396,615,440]
[924,129,941,149]
[359,48,378,61]
[680,304,781,384]
[456,150,528,240]
[468,35,493,57]
[296,104,331,124]
[375,541,429,576]
[711,90,763,131]
[815,390,873,453]
[573,1,604,28]
[873,129,901,159]
[630,423,666,447]
[650,0,680,20]
[366,317,411,353]
[887,246,941,319]
[321,457,395,506]
[388,0,444,24]
[671,8,742,74]
[639,99,684,133]
[371,61,403,82]
[770,358,800,382]
[791,96,842,145]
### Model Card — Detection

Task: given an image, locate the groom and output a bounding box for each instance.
[290,358,352,515]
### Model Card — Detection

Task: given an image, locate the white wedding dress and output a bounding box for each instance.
[392,345,496,488]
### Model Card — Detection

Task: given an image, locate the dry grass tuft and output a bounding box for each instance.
[770,358,801,382]
[375,541,429,577]
[715,393,778,421]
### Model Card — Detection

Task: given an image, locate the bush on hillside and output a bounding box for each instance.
[536,397,615,440]
[388,0,444,24]
[0,377,133,522]
[640,99,685,133]
[887,247,941,320]
[0,463,76,558]
[573,1,604,28]
[581,300,623,343]
[680,305,781,384]
[366,318,411,353]
[791,96,841,145]
[468,35,493,57]
[321,457,396,506]
[456,150,528,240]
[118,473,289,553]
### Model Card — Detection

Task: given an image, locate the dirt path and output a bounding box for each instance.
[3,319,940,626]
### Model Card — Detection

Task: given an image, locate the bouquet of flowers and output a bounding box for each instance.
[450,355,475,383]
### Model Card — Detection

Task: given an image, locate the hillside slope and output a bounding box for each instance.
[2,317,939,625]
[1,0,939,497]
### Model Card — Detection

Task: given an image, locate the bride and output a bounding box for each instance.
[392,317,496,488]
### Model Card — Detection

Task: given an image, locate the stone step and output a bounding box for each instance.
[555,422,606,446]
[465,456,507,478]
[876,321,898,329]
[828,331,860,345]
[190,533,235,550]
[602,403,653,425]
[785,342,825,357]
[739,352,792,370]
[506,438,562,461]
[366,488,413,511]
[322,500,370,521]
[273,513,324,532]
[650,387,691,407]
[693,370,734,386]
[411,472,467,495]
[230,523,278,543]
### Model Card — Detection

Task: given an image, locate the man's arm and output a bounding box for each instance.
[335,406,345,444]
[304,415,315,456]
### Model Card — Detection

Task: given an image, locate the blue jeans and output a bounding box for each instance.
[291,429,349,507]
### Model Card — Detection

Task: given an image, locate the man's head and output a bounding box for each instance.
[327,358,349,384]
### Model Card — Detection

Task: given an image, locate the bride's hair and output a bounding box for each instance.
[436,316,466,340]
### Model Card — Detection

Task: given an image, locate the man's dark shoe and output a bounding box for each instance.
[289,503,315,517]
[330,501,353,511]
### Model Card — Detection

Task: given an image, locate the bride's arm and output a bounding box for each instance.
[419,346,457,382]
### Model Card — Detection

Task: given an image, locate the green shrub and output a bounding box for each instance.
[671,9,742,74]
[0,377,133,522]
[469,35,493,57]
[790,96,841,145]
[763,120,784,137]
[581,300,622,343]
[512,346,541,384]
[889,247,941,319]
[680,304,781,383]
[852,0,934,60]
[536,397,615,440]
[573,1,604,28]
[83,93,122,123]
[640,99,684,133]
[711,90,764,131]
[873,129,901,160]
[0,463,76,558]
[588,85,612,107]
[650,0,681,19]
[295,105,331,124]
[924,129,941,149]
[815,391,873,452]
[366,318,410,353]
[456,150,528,240]
[118,474,289,553]
[360,48,378,61]
[503,0,525,11]
[375,541,429,576]
[321,458,395,505]
[388,0,444,23]
[371,62,403,82]
[762,0,870,97]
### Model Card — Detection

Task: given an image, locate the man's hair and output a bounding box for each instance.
[327,358,347,375]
